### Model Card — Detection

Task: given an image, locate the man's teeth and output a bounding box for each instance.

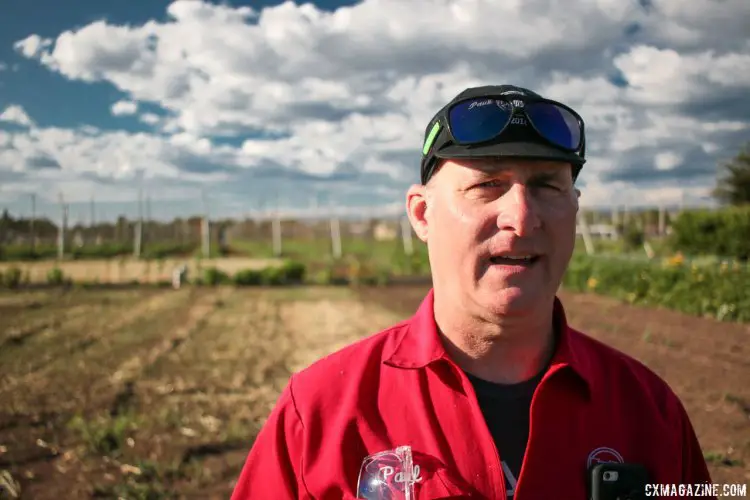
[491,255,536,263]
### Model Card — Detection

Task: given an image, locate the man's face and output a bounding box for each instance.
[408,157,580,319]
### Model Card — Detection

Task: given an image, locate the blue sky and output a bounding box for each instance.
[1,0,749,222]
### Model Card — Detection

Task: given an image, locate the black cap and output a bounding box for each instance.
[420,84,586,184]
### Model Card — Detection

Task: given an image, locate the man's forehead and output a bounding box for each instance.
[449,157,570,176]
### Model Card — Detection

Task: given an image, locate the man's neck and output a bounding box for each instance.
[433,291,557,385]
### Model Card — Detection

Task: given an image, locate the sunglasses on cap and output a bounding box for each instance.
[420,94,586,183]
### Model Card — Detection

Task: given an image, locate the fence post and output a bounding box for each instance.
[134,187,143,259]
[30,193,36,251]
[577,210,595,255]
[57,192,65,260]
[201,190,210,258]
[330,202,342,259]
[401,215,413,256]
[658,204,666,236]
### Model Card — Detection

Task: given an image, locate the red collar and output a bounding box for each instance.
[383,288,594,395]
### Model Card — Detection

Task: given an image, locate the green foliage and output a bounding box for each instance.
[279,260,306,282]
[0,241,198,261]
[259,266,285,285]
[668,206,750,261]
[203,267,231,286]
[619,224,645,252]
[712,140,750,206]
[390,249,431,276]
[142,242,198,260]
[2,266,22,288]
[563,253,750,323]
[233,268,263,286]
[67,411,140,457]
[46,267,68,286]
[71,243,131,259]
[0,244,56,261]
[232,260,306,286]
[91,460,176,499]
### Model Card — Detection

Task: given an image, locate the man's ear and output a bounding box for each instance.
[406,184,429,242]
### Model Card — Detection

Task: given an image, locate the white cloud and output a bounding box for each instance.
[654,152,682,171]
[639,0,750,52]
[139,113,160,125]
[615,46,750,104]
[0,62,7,72]
[4,0,750,218]
[111,100,138,116]
[0,105,34,127]
[13,34,53,59]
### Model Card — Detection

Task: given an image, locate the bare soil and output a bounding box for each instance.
[0,284,747,499]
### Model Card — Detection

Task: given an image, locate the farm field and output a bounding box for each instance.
[0,257,286,285]
[0,285,748,498]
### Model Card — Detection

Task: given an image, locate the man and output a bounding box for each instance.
[231,85,714,499]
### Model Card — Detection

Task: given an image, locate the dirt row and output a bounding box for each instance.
[0,284,748,498]
[0,286,402,499]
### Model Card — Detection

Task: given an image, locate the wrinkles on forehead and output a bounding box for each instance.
[444,158,572,183]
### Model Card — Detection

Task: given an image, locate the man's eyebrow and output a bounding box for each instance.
[472,168,564,181]
[529,171,563,181]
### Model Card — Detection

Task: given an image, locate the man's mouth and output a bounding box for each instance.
[488,254,541,266]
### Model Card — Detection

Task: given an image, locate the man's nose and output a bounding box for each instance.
[494,183,541,237]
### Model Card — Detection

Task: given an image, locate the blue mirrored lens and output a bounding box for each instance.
[448,99,511,143]
[524,102,581,149]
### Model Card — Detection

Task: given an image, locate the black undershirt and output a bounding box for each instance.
[465,368,544,491]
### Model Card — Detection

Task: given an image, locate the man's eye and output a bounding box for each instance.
[476,180,503,188]
[532,181,560,190]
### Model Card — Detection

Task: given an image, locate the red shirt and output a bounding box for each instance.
[231,289,713,499]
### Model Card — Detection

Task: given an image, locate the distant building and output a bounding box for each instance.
[373,221,397,241]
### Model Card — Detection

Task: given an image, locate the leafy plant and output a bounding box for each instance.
[562,253,750,323]
[203,267,230,286]
[2,266,22,288]
[67,411,140,457]
[46,267,66,285]
[712,140,750,206]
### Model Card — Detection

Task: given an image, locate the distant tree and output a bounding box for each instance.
[712,141,750,206]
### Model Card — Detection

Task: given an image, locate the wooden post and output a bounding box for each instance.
[145,193,151,248]
[57,192,65,260]
[577,210,595,255]
[401,215,413,256]
[89,195,96,246]
[201,190,210,258]
[679,190,685,214]
[658,204,666,236]
[30,193,36,251]
[272,195,282,257]
[134,187,143,259]
[623,201,630,226]
[330,210,342,259]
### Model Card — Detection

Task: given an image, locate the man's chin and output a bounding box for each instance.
[478,286,543,314]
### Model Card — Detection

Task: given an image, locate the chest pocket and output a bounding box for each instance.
[352,451,479,499]
[411,451,480,499]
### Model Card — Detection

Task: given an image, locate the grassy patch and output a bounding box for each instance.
[92,460,177,499]
[642,329,652,343]
[67,411,142,457]
[723,393,750,416]
[703,451,743,467]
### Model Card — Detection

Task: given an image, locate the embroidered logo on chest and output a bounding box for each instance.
[587,446,624,469]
